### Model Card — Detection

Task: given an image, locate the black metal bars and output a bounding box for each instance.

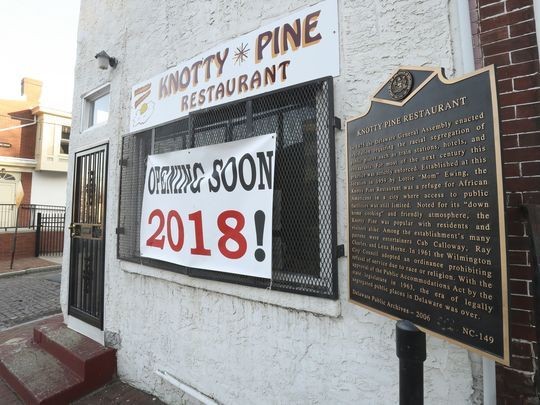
[35,212,66,256]
[0,204,65,231]
[118,77,338,299]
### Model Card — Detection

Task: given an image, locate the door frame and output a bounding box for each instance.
[67,142,109,332]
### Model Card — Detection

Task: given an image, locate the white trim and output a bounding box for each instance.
[120,260,342,317]
[0,156,37,169]
[66,315,105,345]
[483,358,496,405]
[31,106,71,119]
[457,0,475,73]
[81,82,111,100]
[156,369,218,405]
[81,83,111,132]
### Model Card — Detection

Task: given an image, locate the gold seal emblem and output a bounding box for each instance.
[388,70,414,101]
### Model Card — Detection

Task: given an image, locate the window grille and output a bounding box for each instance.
[118,78,338,298]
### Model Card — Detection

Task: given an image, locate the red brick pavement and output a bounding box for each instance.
[73,380,166,404]
[0,377,165,404]
[0,257,59,275]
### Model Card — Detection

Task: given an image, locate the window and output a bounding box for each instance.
[60,125,70,154]
[82,84,110,130]
[90,93,110,126]
[0,170,18,227]
[118,78,337,298]
[0,170,16,181]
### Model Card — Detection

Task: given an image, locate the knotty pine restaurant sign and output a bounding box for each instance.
[347,67,510,364]
[129,0,339,132]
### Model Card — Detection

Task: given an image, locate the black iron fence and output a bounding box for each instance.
[35,212,66,256]
[0,204,66,231]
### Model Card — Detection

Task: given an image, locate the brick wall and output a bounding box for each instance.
[0,107,36,159]
[470,0,540,402]
[20,173,32,205]
[0,232,36,260]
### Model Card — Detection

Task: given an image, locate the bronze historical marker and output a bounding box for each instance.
[347,66,509,364]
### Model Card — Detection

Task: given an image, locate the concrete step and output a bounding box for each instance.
[0,376,22,404]
[0,315,116,404]
[33,321,116,385]
[0,337,84,404]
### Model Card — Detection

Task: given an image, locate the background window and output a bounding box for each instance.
[118,78,338,299]
[60,125,70,154]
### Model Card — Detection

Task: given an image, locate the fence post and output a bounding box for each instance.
[35,213,42,257]
[396,320,426,405]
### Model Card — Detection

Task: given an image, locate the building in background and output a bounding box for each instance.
[60,0,540,404]
[0,78,70,210]
[31,105,71,206]
[0,78,70,259]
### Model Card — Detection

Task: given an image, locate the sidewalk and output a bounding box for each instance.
[0,315,165,404]
[0,256,61,276]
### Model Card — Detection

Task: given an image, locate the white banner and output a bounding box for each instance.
[140,134,276,278]
[129,0,339,132]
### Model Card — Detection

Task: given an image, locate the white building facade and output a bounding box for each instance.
[63,1,489,403]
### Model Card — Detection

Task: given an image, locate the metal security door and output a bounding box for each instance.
[68,143,108,329]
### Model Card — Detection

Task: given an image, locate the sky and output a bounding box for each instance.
[0,0,80,112]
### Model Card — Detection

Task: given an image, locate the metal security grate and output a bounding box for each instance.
[118,78,338,298]
[36,211,66,256]
[69,144,108,329]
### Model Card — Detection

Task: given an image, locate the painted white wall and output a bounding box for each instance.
[30,171,67,206]
[62,0,481,403]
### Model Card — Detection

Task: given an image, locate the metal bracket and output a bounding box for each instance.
[119,158,128,167]
[116,227,125,235]
[337,244,345,258]
[333,116,342,130]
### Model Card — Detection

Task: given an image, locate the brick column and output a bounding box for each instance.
[470,0,540,402]
[20,172,32,205]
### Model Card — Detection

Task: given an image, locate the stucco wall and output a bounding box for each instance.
[63,0,480,403]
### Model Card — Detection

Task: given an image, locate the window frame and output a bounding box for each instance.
[81,83,110,131]
[60,125,70,155]
[118,77,338,299]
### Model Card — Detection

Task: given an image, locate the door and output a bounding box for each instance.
[68,143,108,329]
[0,172,18,228]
